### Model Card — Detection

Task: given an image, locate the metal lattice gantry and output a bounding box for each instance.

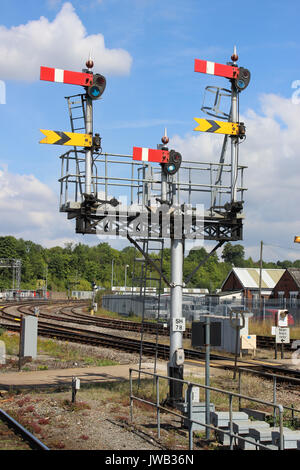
[39,48,251,405]
[0,258,21,290]
[59,147,246,241]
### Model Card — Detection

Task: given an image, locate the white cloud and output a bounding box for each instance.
[2,91,300,262]
[0,165,130,250]
[0,2,132,81]
[169,93,300,261]
[0,166,72,245]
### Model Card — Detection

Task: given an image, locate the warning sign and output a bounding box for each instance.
[241,335,256,350]
[275,327,290,344]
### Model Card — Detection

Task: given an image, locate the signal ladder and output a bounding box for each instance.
[131,238,165,385]
[65,94,99,199]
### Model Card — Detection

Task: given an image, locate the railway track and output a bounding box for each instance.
[2,301,292,350]
[0,300,299,381]
[0,409,49,450]
[1,307,299,382]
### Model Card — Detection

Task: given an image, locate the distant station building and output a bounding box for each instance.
[221,267,285,300]
[270,268,300,301]
[112,286,157,294]
[2,289,50,300]
[71,290,93,300]
[164,288,208,296]
[207,290,243,304]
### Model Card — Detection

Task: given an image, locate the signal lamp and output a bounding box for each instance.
[234,67,251,92]
[162,150,182,176]
[87,73,106,100]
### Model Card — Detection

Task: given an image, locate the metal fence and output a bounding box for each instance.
[129,368,286,450]
[237,367,300,427]
[59,150,247,215]
[209,297,300,325]
[102,293,300,325]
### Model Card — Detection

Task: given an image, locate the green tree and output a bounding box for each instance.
[0,235,297,294]
[221,243,245,267]
[276,260,293,268]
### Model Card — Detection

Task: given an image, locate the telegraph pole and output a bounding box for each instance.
[259,240,263,314]
[111,259,114,290]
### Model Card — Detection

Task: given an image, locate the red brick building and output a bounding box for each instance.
[271,268,300,300]
[221,267,285,300]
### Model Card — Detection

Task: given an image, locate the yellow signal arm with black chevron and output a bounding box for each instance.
[193,118,245,136]
[39,129,92,147]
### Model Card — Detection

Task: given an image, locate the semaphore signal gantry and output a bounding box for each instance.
[39,52,248,244]
[39,48,250,405]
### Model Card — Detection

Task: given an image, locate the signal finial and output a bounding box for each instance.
[231,45,238,64]
[161,128,169,145]
[86,50,94,70]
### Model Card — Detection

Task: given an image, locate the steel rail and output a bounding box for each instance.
[0,303,297,355]
[26,304,297,351]
[1,315,299,381]
[0,409,49,450]
[1,303,299,380]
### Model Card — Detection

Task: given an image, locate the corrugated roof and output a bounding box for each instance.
[287,268,300,287]
[231,268,285,289]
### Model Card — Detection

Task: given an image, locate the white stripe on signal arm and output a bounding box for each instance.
[206,61,215,75]
[54,68,64,83]
[141,148,148,161]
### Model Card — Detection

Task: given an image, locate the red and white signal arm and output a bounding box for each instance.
[133,147,169,163]
[194,59,239,79]
[40,66,93,86]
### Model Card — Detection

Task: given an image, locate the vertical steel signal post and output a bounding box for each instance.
[39,51,250,406]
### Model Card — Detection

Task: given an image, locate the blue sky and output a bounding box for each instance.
[1,0,300,262]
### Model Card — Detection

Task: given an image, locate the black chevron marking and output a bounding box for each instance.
[206,120,220,133]
[54,131,71,145]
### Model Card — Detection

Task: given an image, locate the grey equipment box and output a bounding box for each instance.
[233,420,270,450]
[210,411,248,428]
[233,420,269,435]
[191,321,221,347]
[272,430,300,449]
[177,401,215,431]
[20,315,38,359]
[237,436,257,450]
[249,426,290,443]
